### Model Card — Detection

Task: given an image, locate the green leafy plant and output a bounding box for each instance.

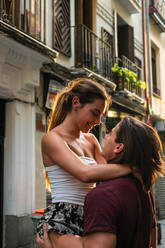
[137,80,146,89]
[111,63,146,89]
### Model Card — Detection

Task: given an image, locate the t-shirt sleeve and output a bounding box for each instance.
[149,191,157,228]
[83,185,121,236]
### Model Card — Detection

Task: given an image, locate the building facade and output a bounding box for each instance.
[42,0,146,140]
[148,0,165,220]
[0,1,58,247]
[0,0,158,247]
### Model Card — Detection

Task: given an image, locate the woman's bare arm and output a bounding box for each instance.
[42,132,131,183]
[86,133,107,164]
[36,225,116,248]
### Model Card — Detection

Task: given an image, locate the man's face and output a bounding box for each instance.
[101,123,121,161]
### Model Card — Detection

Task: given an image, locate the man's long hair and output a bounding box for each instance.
[108,116,164,191]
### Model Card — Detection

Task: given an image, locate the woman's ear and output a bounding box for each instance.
[114,143,124,154]
[72,96,81,112]
[72,96,80,106]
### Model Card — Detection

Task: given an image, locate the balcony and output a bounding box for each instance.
[0,0,58,59]
[149,0,165,32]
[74,24,145,102]
[0,0,45,41]
[117,0,142,14]
[112,56,145,103]
[74,24,114,82]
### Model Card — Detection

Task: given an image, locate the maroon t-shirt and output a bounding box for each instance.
[83,175,154,248]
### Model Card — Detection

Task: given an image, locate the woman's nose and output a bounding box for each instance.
[95,116,101,125]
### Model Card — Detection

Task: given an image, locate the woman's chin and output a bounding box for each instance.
[82,127,91,133]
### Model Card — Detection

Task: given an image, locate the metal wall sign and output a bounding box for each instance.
[156,120,165,131]
[45,79,64,109]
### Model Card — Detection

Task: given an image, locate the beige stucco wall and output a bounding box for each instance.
[149,21,165,119]
[35,111,46,209]
[97,0,144,75]
[35,78,47,209]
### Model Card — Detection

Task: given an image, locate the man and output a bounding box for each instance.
[37,117,163,248]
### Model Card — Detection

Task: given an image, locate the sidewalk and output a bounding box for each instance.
[158,219,165,247]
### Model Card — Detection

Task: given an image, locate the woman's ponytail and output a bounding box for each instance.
[48,90,70,131]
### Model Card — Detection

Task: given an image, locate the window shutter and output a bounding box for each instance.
[53,0,71,57]
[118,24,134,62]
[101,27,113,57]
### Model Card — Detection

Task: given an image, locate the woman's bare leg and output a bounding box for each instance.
[36,224,83,248]
[49,231,61,248]
[56,234,83,248]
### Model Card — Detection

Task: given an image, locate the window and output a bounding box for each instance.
[117,20,134,62]
[26,0,41,40]
[0,0,44,41]
[151,47,160,96]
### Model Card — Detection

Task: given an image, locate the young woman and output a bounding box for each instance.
[36,117,164,248]
[37,78,131,243]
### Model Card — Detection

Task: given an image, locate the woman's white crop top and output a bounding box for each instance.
[45,156,96,206]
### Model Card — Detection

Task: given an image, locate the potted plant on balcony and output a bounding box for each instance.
[111,63,146,93]
[137,80,146,89]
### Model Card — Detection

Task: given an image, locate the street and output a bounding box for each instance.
[158,220,165,247]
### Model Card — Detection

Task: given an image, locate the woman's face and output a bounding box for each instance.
[75,98,106,133]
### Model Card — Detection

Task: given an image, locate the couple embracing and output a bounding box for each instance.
[36,78,164,248]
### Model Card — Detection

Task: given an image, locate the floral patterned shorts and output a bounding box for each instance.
[37,202,84,238]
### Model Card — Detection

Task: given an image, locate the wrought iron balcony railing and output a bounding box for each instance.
[149,0,165,32]
[74,24,114,81]
[74,24,144,100]
[113,57,144,100]
[0,0,46,42]
[120,55,142,81]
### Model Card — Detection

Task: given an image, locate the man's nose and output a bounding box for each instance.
[105,133,110,139]
[105,133,108,139]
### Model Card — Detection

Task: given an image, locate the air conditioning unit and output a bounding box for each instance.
[156,120,165,131]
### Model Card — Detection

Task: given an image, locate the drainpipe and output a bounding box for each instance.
[113,9,118,59]
[142,0,149,119]
[142,1,147,94]
[145,0,152,108]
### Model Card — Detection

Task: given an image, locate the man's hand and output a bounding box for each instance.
[36,223,53,248]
